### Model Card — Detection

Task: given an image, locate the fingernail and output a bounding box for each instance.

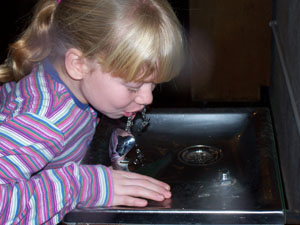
[165,191,171,198]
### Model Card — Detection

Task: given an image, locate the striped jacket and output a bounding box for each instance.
[0,59,113,224]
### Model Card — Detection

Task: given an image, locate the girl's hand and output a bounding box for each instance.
[110,169,171,207]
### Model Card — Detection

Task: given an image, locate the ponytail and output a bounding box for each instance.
[0,0,56,83]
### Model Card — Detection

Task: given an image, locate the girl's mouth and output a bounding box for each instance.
[124,112,136,118]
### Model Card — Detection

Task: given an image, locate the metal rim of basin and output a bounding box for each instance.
[177,145,223,166]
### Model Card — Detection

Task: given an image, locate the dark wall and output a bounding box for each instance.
[0,1,36,63]
[153,0,191,107]
[269,0,300,210]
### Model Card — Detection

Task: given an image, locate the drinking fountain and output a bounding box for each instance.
[64,107,285,225]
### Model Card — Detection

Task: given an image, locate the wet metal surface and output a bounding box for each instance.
[64,108,285,224]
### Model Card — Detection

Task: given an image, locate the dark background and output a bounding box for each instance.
[0,0,36,62]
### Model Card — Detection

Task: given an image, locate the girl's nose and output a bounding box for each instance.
[135,84,153,105]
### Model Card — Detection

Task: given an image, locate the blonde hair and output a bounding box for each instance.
[0,0,186,83]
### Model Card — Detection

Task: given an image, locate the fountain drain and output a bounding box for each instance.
[177,145,223,166]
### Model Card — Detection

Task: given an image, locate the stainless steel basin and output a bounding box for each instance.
[64,108,285,224]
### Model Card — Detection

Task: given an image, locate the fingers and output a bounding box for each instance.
[112,170,171,198]
[113,195,148,207]
[116,184,167,201]
[117,170,171,190]
[112,170,170,190]
[110,169,172,207]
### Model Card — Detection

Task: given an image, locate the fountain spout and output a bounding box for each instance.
[109,108,149,171]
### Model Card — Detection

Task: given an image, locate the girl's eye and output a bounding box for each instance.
[127,87,139,93]
[125,82,142,93]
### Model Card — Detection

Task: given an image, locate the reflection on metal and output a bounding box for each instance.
[177,145,223,166]
[109,108,150,171]
[218,169,236,186]
[108,128,136,171]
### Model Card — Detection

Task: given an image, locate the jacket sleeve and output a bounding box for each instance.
[0,113,113,225]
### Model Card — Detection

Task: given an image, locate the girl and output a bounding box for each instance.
[0,0,185,224]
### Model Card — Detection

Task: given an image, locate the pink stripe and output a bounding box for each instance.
[105,167,114,206]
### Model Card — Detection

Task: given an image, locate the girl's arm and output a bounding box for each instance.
[0,112,171,224]
[0,113,113,224]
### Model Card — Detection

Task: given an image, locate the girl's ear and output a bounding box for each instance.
[64,48,89,80]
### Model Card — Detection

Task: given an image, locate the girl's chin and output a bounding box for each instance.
[101,112,123,119]
[100,111,136,119]
[111,115,124,119]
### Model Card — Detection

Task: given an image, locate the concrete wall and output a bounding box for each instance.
[270,0,300,210]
